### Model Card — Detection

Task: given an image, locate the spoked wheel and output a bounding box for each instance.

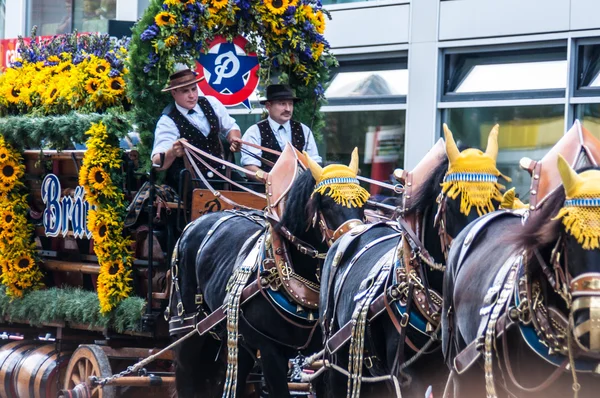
[62,345,116,398]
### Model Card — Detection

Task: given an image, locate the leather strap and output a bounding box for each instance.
[196,279,261,335]
[453,312,516,374]
[397,217,436,265]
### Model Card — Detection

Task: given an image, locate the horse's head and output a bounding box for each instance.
[554,155,600,353]
[277,148,367,251]
[429,124,507,258]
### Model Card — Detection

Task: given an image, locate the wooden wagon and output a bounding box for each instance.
[0,148,267,398]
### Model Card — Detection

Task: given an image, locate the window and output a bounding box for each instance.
[443,46,568,101]
[445,105,564,199]
[73,0,115,33]
[322,110,405,195]
[28,0,74,35]
[441,45,569,199]
[323,57,407,195]
[326,69,408,99]
[0,0,5,39]
[574,42,600,97]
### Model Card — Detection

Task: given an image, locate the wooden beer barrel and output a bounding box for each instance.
[0,340,39,398]
[15,344,72,398]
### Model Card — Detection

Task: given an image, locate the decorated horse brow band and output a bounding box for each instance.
[564,198,600,207]
[313,177,370,209]
[315,177,360,189]
[443,173,498,183]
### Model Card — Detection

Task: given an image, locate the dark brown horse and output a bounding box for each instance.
[443,156,600,398]
[169,150,367,398]
[318,125,507,397]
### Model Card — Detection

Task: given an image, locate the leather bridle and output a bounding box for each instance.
[433,192,455,262]
[317,212,364,247]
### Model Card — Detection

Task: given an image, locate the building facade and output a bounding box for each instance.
[4,0,600,198]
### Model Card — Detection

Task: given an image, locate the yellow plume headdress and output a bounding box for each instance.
[500,187,528,210]
[441,124,510,216]
[304,148,370,208]
[553,155,600,250]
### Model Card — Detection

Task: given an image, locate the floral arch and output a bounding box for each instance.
[127,0,335,164]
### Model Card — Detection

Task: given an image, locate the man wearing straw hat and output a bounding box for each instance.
[240,84,321,176]
[151,66,242,188]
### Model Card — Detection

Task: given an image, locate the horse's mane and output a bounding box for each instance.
[277,169,316,237]
[405,156,449,216]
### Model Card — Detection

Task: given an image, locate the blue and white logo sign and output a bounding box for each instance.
[196,35,260,109]
[41,174,93,239]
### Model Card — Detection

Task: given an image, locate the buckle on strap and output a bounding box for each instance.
[400,312,410,328]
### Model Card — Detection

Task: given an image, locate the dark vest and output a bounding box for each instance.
[164,97,223,188]
[258,119,305,172]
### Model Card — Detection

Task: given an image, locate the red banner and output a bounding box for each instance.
[0,36,54,71]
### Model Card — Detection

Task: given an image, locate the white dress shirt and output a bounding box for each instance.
[240,117,322,167]
[151,96,240,158]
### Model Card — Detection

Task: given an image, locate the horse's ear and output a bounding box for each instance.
[557,154,582,197]
[349,147,359,175]
[304,151,323,182]
[443,124,460,165]
[485,124,499,161]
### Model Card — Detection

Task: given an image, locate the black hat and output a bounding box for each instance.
[162,68,205,92]
[259,84,300,105]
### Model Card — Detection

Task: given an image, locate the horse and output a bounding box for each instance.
[442,155,600,398]
[317,124,507,398]
[168,147,368,398]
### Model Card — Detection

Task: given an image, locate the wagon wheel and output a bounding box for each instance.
[63,345,116,398]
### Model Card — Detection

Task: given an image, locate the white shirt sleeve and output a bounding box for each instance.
[206,96,239,139]
[303,124,322,164]
[151,114,179,158]
[240,124,262,167]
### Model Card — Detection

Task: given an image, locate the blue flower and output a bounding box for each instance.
[140,25,159,41]
[73,54,85,64]
[314,83,324,96]
[109,69,120,77]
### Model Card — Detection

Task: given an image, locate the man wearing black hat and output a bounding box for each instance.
[151,67,242,188]
[241,84,321,176]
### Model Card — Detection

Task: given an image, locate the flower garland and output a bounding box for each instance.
[0,33,129,116]
[80,122,134,314]
[141,0,331,89]
[0,136,44,298]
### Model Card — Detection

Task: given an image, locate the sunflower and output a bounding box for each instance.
[100,259,126,281]
[4,85,21,104]
[85,78,101,95]
[164,35,179,48]
[312,42,325,60]
[269,21,286,35]
[88,59,111,77]
[47,55,61,64]
[14,254,35,272]
[0,160,19,184]
[211,0,228,9]
[313,10,326,34]
[90,219,109,243]
[155,11,176,26]
[88,166,111,190]
[0,209,16,226]
[107,76,125,94]
[0,226,14,241]
[264,0,289,15]
[0,148,10,162]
